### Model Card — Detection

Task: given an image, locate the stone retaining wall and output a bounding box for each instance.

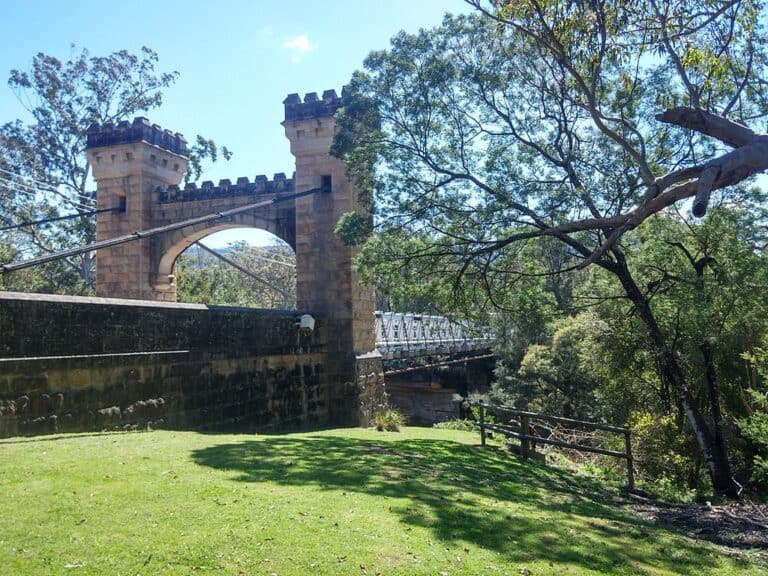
[0,292,336,437]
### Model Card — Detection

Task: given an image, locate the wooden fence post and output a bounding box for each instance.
[480,405,487,447]
[625,429,635,490]
[520,414,530,458]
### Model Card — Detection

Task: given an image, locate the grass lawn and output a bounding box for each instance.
[0,426,765,576]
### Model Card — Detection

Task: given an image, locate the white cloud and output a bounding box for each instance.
[282,34,317,63]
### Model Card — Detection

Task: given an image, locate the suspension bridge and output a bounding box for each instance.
[0,89,497,437]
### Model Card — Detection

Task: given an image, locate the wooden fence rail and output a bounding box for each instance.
[471,401,635,490]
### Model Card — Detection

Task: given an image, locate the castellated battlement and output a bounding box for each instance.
[86,117,188,157]
[283,88,349,122]
[156,173,295,203]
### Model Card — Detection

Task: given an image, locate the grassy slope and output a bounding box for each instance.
[0,426,764,576]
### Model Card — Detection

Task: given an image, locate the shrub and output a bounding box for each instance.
[629,411,703,498]
[433,418,477,432]
[375,408,405,432]
[737,389,768,490]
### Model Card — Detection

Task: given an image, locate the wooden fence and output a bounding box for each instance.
[470,401,635,489]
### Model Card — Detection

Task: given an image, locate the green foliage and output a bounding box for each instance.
[487,0,768,114]
[516,313,610,419]
[493,305,655,425]
[467,383,513,414]
[625,209,768,406]
[334,211,373,246]
[739,392,768,486]
[629,412,703,497]
[433,418,478,432]
[550,209,764,459]
[330,90,380,207]
[354,228,486,315]
[184,135,233,185]
[738,347,768,490]
[483,206,768,493]
[0,47,178,290]
[0,237,83,293]
[374,407,405,432]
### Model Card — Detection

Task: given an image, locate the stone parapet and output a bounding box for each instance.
[157,173,295,203]
[0,291,313,357]
[283,89,346,122]
[86,117,188,157]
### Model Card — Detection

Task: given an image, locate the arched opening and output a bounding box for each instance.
[170,227,296,309]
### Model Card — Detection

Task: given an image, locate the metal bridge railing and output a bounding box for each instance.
[374,311,495,359]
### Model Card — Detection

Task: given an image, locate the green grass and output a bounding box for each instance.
[0,426,764,576]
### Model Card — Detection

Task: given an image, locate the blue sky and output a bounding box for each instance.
[0,0,469,246]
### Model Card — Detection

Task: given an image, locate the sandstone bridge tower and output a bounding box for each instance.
[85,90,380,424]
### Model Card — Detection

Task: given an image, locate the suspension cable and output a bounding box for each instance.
[0,206,119,233]
[0,168,97,209]
[0,176,97,212]
[240,251,295,268]
[0,167,68,192]
[1,186,326,274]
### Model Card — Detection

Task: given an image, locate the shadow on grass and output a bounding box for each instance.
[190,433,736,573]
[0,429,151,445]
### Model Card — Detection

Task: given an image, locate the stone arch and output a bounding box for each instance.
[152,212,296,295]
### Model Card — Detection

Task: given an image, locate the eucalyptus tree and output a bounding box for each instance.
[334,1,768,496]
[0,47,229,292]
[583,205,768,452]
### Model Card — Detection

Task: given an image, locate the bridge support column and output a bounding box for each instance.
[86,118,188,301]
[284,91,383,425]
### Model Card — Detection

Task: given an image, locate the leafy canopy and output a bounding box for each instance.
[334,4,768,313]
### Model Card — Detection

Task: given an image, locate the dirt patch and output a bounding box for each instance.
[630,493,768,552]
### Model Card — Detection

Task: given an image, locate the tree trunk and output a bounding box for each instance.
[700,341,737,494]
[607,250,740,497]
